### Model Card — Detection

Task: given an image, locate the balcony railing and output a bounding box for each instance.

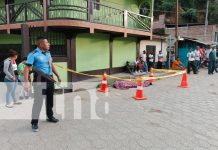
[93,2,124,27]
[0,6,6,24]
[8,0,43,23]
[48,0,88,20]
[1,0,152,32]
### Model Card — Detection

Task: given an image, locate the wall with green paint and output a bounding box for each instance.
[0,34,22,44]
[0,1,4,6]
[76,33,110,72]
[112,37,136,68]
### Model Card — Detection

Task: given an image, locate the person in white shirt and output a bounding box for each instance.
[187,48,197,74]
[206,47,212,61]
[148,51,154,71]
[195,46,201,72]
[157,51,164,69]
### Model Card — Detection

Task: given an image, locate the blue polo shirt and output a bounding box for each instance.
[26,48,53,75]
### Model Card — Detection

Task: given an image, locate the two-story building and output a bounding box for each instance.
[0,0,154,82]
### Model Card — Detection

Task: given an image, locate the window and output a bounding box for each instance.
[30,29,67,57]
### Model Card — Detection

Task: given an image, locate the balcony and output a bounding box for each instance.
[0,0,153,35]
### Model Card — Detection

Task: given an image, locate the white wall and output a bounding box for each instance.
[140,39,168,62]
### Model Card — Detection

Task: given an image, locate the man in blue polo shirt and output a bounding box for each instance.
[24,36,61,132]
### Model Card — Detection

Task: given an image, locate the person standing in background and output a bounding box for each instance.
[3,49,22,108]
[195,46,201,73]
[141,50,148,73]
[18,57,28,100]
[208,46,216,75]
[148,51,154,71]
[157,51,164,69]
[187,48,197,74]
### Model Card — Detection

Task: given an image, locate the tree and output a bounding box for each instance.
[154,0,218,24]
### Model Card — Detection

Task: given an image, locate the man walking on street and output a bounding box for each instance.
[24,36,61,132]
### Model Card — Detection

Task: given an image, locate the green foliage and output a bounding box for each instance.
[154,0,218,24]
[208,0,218,23]
[162,0,176,11]
[181,8,197,23]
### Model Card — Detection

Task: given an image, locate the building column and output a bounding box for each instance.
[21,24,30,58]
[109,35,113,75]
[136,38,140,57]
[67,34,77,82]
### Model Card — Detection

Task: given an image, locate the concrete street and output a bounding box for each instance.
[0,69,218,150]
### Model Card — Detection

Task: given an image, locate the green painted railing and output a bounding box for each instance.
[0,6,6,24]
[2,0,152,32]
[93,1,152,32]
[93,2,124,27]
[127,11,152,31]
[8,0,43,23]
[48,0,88,20]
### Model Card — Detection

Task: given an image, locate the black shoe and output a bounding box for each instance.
[32,124,39,132]
[46,117,59,123]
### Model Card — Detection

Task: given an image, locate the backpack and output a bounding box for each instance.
[0,59,11,75]
[0,61,4,74]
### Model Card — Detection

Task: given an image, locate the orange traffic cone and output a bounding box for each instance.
[179,72,189,88]
[149,68,154,77]
[133,76,147,100]
[98,72,109,93]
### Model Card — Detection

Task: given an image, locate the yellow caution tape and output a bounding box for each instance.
[54,64,186,83]
[54,64,102,78]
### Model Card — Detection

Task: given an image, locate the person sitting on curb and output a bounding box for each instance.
[172,57,186,70]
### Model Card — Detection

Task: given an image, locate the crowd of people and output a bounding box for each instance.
[186,45,218,75]
[125,50,159,74]
[125,45,218,75]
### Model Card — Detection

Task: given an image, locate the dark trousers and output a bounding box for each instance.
[187,61,196,74]
[157,61,163,69]
[148,61,154,71]
[31,76,54,125]
[215,61,218,72]
[208,61,216,74]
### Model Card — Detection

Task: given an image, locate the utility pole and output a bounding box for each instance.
[204,0,209,41]
[175,0,179,57]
